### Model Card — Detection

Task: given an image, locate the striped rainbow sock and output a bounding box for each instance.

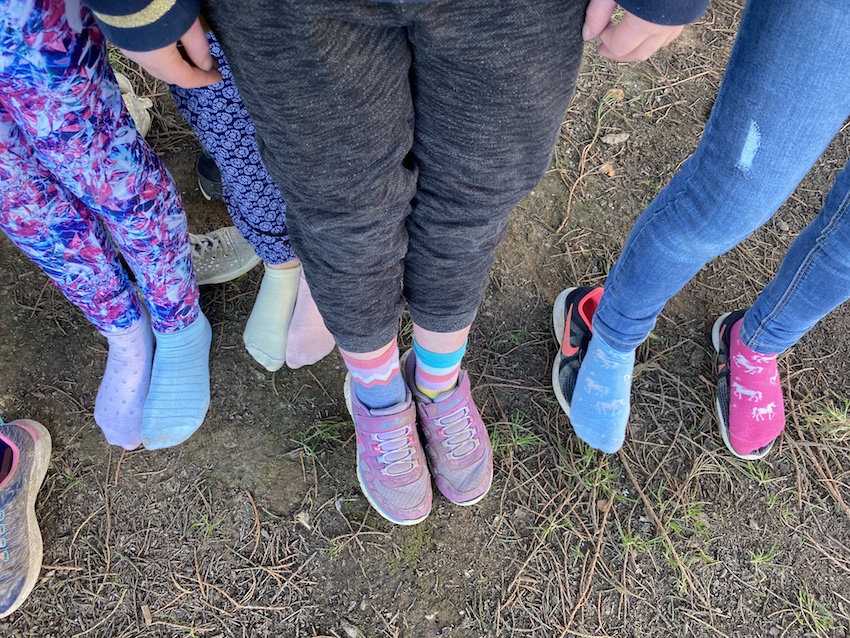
[340,339,407,410]
[413,338,467,400]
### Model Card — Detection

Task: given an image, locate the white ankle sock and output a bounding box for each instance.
[95,311,153,450]
[243,264,300,372]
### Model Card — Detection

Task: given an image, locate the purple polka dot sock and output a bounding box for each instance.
[94,311,153,450]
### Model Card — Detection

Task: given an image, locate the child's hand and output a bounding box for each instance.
[583,0,685,62]
[120,19,222,88]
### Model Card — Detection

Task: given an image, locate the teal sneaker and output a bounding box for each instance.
[0,419,51,618]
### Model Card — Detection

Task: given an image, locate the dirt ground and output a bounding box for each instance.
[3,2,850,636]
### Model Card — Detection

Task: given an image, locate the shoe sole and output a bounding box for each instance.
[711,312,774,461]
[194,253,262,286]
[0,420,51,619]
[343,375,429,526]
[551,287,577,417]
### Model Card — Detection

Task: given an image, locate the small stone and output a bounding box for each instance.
[601,133,630,145]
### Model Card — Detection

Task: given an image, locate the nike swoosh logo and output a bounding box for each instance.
[561,306,579,357]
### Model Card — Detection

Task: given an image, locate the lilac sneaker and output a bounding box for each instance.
[343,375,432,525]
[401,350,493,506]
[0,419,51,618]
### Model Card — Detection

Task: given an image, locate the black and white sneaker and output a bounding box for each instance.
[552,287,603,417]
[196,149,223,202]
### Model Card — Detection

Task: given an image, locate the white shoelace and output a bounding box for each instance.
[435,406,479,459]
[190,232,229,259]
[373,426,417,476]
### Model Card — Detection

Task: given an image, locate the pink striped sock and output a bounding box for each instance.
[340,339,406,410]
[728,320,786,454]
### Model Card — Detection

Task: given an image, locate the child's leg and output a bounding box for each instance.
[0,5,209,448]
[716,158,850,457]
[170,32,296,269]
[569,0,850,452]
[0,112,150,450]
[341,339,431,525]
[285,268,336,369]
[403,326,493,506]
[171,32,334,369]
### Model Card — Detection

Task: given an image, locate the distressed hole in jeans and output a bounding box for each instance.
[737,120,760,173]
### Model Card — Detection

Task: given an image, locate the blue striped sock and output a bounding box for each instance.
[412,339,467,399]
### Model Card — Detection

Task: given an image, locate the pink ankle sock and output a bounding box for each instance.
[285,269,336,369]
[728,320,786,454]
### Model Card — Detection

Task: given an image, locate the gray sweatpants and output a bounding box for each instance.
[204,0,588,352]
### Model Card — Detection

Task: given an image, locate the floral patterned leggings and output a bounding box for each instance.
[0,0,198,334]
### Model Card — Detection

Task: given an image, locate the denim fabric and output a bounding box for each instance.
[203,0,587,352]
[594,0,850,355]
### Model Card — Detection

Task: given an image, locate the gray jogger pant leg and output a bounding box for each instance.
[204,0,588,352]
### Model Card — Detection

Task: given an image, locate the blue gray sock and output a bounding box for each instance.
[142,313,212,450]
[569,333,635,454]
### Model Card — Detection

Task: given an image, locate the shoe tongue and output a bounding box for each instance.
[429,385,457,403]
[368,401,410,417]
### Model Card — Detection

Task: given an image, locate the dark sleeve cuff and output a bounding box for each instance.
[84,0,201,51]
[617,0,710,25]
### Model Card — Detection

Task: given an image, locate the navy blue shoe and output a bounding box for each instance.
[196,149,223,202]
[551,287,603,417]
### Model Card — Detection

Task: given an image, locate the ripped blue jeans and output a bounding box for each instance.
[593,0,850,355]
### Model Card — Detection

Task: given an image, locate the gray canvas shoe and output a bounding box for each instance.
[190,227,261,286]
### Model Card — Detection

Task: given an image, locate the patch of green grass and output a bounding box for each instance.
[490,410,542,460]
[793,587,838,636]
[665,500,710,539]
[557,441,620,495]
[318,537,348,561]
[188,514,224,541]
[596,87,624,125]
[394,525,432,568]
[58,470,83,498]
[615,521,662,556]
[107,45,130,76]
[489,327,530,352]
[803,391,850,443]
[291,417,348,460]
[748,540,782,568]
[765,491,779,509]
[735,459,774,486]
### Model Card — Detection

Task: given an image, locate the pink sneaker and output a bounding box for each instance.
[401,350,493,506]
[0,419,51,618]
[343,375,432,525]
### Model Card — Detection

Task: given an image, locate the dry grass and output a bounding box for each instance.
[2,1,850,636]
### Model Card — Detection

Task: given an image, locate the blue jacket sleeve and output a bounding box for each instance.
[84,0,201,51]
[618,0,710,25]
